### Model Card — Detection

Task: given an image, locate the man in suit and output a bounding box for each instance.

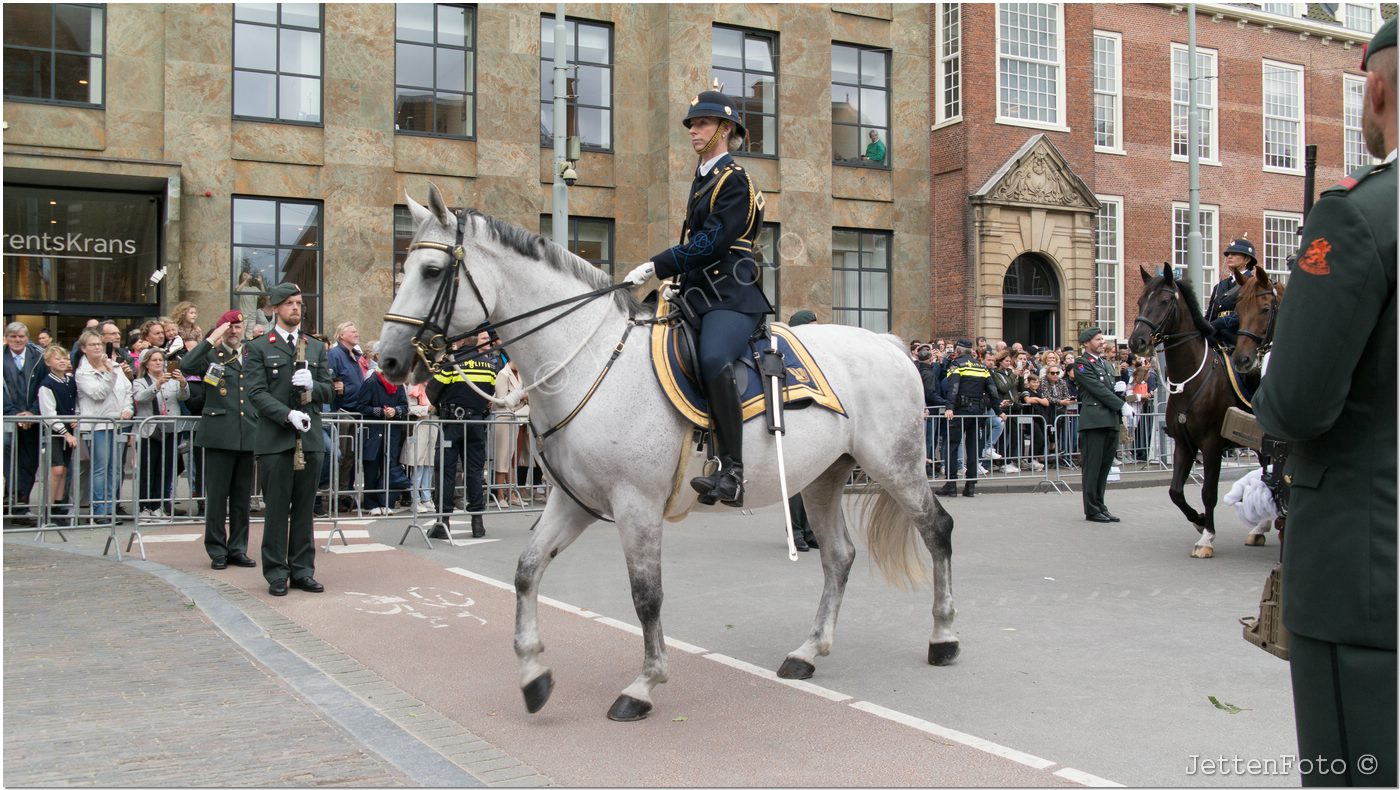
[243,284,334,596]
[1255,17,1396,787]
[1074,326,1135,523]
[180,310,258,570]
[4,322,45,526]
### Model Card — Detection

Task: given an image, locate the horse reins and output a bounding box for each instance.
[1234,284,1281,355]
[1135,278,1214,396]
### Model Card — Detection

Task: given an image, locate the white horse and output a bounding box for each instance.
[378,184,958,721]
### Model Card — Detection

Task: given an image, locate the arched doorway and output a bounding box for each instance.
[1002,253,1060,348]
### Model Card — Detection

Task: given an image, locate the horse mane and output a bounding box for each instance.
[1171,275,1215,336]
[468,210,643,317]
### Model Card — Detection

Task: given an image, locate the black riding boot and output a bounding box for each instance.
[691,364,745,507]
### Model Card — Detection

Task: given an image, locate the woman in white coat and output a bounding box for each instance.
[75,329,134,518]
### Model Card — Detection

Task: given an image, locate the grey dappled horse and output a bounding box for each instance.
[378,183,957,721]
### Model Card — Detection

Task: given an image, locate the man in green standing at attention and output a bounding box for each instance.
[1254,17,1396,787]
[244,284,334,597]
[1074,326,1135,523]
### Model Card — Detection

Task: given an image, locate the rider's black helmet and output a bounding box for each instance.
[683,90,746,139]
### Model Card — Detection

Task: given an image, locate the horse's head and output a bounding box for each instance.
[1129,263,1184,357]
[379,183,499,384]
[1231,267,1283,375]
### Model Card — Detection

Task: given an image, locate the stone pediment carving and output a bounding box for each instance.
[972,134,1098,212]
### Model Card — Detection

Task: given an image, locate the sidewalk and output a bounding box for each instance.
[2,543,548,788]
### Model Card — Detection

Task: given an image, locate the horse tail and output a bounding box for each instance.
[858,481,932,592]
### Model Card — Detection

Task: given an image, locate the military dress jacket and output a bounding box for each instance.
[242,329,334,456]
[650,153,773,317]
[179,339,257,453]
[1255,157,1397,650]
[1073,353,1125,431]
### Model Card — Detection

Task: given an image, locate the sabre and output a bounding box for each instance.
[760,334,798,561]
[292,332,309,471]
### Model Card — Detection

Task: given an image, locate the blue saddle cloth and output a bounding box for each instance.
[1220,349,1257,409]
[648,301,845,429]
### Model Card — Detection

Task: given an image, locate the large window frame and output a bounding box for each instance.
[995,2,1067,132]
[1171,201,1219,310]
[1262,211,1302,284]
[832,228,891,333]
[1343,73,1378,173]
[1094,195,1124,339]
[1341,3,1379,33]
[394,4,477,140]
[232,3,324,125]
[2,3,106,107]
[539,215,615,277]
[934,3,962,126]
[1262,59,1305,175]
[831,42,891,169]
[1171,43,1218,165]
[231,196,324,333]
[539,14,613,152]
[711,24,780,158]
[1092,31,1123,155]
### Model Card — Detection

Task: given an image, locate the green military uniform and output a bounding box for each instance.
[243,286,335,590]
[1254,21,1396,784]
[1074,327,1126,522]
[179,319,258,566]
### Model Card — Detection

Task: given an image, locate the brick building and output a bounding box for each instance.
[929,2,1387,347]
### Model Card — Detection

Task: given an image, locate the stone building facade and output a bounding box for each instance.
[2,3,931,343]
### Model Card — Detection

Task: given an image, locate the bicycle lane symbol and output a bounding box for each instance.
[344,586,488,629]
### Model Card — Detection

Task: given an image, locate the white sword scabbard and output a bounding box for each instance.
[770,336,797,561]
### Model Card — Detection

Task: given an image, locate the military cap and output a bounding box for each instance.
[1078,326,1104,345]
[266,282,301,306]
[955,338,973,349]
[684,90,747,139]
[788,309,817,327]
[1363,15,1396,71]
[1223,237,1257,263]
[213,309,244,329]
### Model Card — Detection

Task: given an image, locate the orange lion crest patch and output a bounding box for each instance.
[1298,237,1332,276]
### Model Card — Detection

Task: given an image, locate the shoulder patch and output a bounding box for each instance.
[1298,237,1332,276]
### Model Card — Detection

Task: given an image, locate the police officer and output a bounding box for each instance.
[937,339,991,498]
[243,283,334,596]
[180,310,258,570]
[1254,17,1396,787]
[623,89,771,508]
[1205,237,1257,346]
[1074,326,1135,523]
[426,330,496,540]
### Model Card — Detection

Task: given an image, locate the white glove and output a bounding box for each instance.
[1113,380,1127,394]
[623,261,655,286]
[291,368,313,389]
[287,409,312,433]
[1120,402,1135,420]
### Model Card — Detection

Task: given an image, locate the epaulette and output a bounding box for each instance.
[1324,159,1392,194]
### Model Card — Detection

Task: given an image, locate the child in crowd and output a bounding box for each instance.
[1017,373,1051,470]
[402,381,439,513]
[36,345,79,523]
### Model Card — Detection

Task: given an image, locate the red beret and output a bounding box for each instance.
[214,310,245,329]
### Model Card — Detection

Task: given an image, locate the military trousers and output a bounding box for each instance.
[204,448,255,562]
[1290,632,1397,787]
[258,449,324,584]
[1078,426,1119,517]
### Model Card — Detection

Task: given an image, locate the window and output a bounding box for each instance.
[757,223,780,317]
[1263,60,1304,173]
[232,197,323,332]
[393,202,465,294]
[540,15,612,150]
[233,3,322,124]
[1093,31,1122,153]
[831,43,890,167]
[1171,43,1218,163]
[3,3,104,105]
[996,3,1065,128]
[935,3,961,124]
[1342,3,1379,33]
[1263,212,1301,284]
[712,25,779,156]
[1094,196,1124,338]
[1260,3,1299,17]
[395,4,475,138]
[832,229,890,332]
[539,216,614,276]
[1344,74,1378,173]
[1171,202,1218,309]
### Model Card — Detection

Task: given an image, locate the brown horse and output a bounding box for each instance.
[1128,264,1252,558]
[1230,266,1286,376]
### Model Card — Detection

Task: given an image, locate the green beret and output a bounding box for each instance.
[1365,16,1396,70]
[266,282,301,306]
[788,309,817,327]
[1078,325,1104,345]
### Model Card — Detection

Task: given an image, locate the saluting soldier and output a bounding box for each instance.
[243,284,334,596]
[1074,327,1136,523]
[180,310,257,570]
[1255,17,1396,787]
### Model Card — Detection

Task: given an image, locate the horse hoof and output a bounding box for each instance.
[928,641,961,666]
[522,671,554,714]
[776,657,815,680]
[1189,546,1215,559]
[606,694,652,722]
[1244,534,1266,547]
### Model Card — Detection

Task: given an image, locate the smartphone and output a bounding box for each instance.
[105,342,116,358]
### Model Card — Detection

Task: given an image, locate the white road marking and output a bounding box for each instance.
[445,566,514,592]
[328,543,395,554]
[849,700,1055,770]
[703,653,853,703]
[137,533,202,543]
[663,636,707,655]
[1054,767,1125,787]
[539,595,597,617]
[593,616,642,636]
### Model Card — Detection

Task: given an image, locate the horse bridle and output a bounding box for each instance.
[1133,278,1201,351]
[383,210,491,374]
[1235,284,1280,354]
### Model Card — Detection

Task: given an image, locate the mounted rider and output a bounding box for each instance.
[624,89,771,507]
[1206,237,1257,347]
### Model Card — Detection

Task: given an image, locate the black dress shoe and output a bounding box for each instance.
[228,553,257,568]
[1101,512,1122,523]
[269,578,288,596]
[470,515,485,539]
[802,529,819,549]
[1085,512,1114,523]
[291,576,325,593]
[427,522,450,540]
[936,482,958,497]
[210,557,228,570]
[792,529,810,552]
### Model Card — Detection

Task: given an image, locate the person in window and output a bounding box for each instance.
[863,129,886,164]
[623,89,772,508]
